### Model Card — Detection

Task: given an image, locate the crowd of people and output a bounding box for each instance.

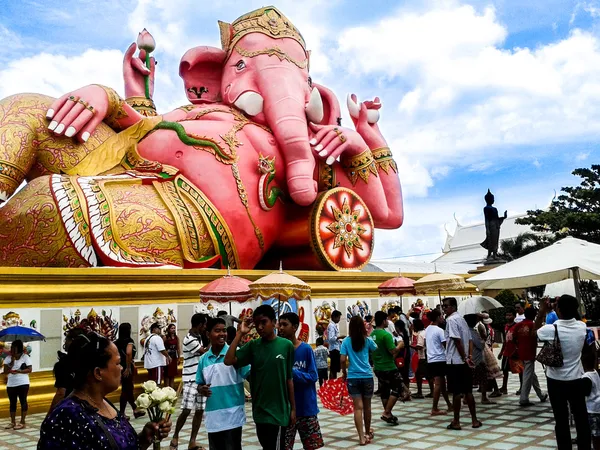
[1,294,598,449]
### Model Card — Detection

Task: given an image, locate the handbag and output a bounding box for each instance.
[536,324,564,368]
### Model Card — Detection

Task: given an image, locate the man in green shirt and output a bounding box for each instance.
[224,304,296,450]
[371,311,405,425]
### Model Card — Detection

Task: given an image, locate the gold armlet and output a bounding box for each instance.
[341,149,378,186]
[318,160,336,191]
[372,147,398,174]
[126,96,157,117]
[93,84,129,129]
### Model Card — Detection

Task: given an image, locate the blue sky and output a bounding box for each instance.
[1,0,599,261]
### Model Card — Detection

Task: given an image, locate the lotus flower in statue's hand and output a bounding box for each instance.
[137,28,156,53]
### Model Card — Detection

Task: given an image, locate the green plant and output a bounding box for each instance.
[489,289,518,332]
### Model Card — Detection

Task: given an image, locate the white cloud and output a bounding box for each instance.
[334,3,600,174]
[576,151,590,161]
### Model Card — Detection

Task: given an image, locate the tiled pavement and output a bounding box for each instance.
[1,365,566,450]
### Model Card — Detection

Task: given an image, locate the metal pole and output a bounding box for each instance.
[572,267,586,317]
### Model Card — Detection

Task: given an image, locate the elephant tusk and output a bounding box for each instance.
[305,88,324,123]
[234,91,264,116]
[346,93,360,119]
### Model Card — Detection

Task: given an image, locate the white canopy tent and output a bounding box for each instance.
[469,237,600,296]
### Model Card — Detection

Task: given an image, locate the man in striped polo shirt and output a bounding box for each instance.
[170,313,207,450]
[197,317,250,450]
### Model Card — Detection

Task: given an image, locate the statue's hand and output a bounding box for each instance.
[504,210,508,218]
[46,85,111,143]
[123,42,156,99]
[309,122,368,165]
[347,94,387,149]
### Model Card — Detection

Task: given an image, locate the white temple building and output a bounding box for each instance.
[433,214,535,265]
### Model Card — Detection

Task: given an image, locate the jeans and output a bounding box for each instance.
[547,377,590,449]
[519,360,544,404]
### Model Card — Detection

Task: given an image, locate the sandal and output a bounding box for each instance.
[431,409,447,416]
[481,399,495,405]
[169,440,178,450]
[447,422,462,430]
[489,391,502,398]
[380,414,398,424]
[13,424,25,430]
[472,420,483,428]
[4,423,15,429]
[133,410,146,419]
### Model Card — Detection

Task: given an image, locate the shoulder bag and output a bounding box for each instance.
[536,324,564,368]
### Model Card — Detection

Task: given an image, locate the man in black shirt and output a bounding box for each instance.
[47,328,85,415]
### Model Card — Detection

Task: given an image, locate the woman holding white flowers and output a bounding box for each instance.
[39,331,172,450]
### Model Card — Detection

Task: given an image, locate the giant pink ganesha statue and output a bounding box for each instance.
[0,7,403,270]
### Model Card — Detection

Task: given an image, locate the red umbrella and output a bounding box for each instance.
[199,268,252,313]
[378,272,416,296]
[318,377,354,416]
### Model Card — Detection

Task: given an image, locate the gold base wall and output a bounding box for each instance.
[0,267,476,417]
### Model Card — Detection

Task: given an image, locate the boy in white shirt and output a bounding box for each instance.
[143,323,170,385]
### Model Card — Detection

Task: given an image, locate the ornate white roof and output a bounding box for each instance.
[434,214,535,265]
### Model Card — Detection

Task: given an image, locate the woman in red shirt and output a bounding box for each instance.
[164,324,180,389]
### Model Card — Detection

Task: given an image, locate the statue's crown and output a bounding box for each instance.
[219,6,306,56]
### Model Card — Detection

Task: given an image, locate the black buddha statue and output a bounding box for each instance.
[480,189,507,260]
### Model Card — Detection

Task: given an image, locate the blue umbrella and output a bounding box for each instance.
[0,326,45,343]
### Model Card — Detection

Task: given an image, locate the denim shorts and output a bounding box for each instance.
[346,377,374,398]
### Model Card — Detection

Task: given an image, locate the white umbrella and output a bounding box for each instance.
[469,237,600,290]
[469,237,600,313]
[458,296,503,316]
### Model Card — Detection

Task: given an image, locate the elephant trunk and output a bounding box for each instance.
[261,74,317,206]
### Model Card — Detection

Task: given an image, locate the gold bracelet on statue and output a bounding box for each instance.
[341,149,378,186]
[125,96,158,117]
[93,84,129,129]
[317,160,336,191]
[371,147,398,174]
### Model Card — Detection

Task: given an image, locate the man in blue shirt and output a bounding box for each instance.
[279,313,324,450]
[545,298,559,324]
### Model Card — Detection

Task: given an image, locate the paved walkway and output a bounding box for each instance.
[1,367,563,449]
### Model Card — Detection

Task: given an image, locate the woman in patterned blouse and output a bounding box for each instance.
[39,331,172,449]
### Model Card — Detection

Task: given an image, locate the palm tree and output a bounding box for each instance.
[498,232,553,261]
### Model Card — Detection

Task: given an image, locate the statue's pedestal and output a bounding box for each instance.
[468,259,506,276]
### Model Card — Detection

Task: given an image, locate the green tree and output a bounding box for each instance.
[490,289,518,332]
[516,165,600,244]
[498,232,552,261]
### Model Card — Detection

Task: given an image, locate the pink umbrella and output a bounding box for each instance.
[378,272,416,296]
[199,268,252,313]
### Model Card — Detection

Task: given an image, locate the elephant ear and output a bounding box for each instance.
[179,46,226,104]
[314,83,342,126]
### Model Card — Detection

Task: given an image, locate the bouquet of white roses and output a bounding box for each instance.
[135,381,177,449]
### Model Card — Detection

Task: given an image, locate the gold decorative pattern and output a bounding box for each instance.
[0,176,89,267]
[236,46,308,69]
[64,115,162,176]
[232,162,264,250]
[372,147,398,175]
[154,179,216,264]
[93,85,129,130]
[341,149,378,186]
[326,197,367,257]
[50,175,96,266]
[220,7,306,57]
[177,177,240,269]
[79,174,176,266]
[317,160,336,191]
[125,96,157,117]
